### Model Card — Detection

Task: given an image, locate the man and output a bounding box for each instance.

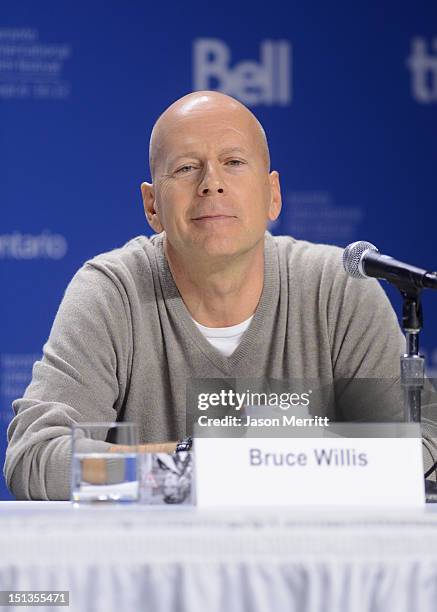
[4,91,437,500]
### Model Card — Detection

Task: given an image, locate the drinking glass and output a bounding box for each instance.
[71,422,139,503]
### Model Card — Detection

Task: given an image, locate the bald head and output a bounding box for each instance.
[148,91,270,181]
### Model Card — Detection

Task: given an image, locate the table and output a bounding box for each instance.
[1,502,437,612]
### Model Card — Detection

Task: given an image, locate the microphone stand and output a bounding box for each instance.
[398,286,437,499]
[399,287,424,423]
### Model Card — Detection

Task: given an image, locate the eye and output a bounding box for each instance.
[176,165,196,174]
[226,159,244,167]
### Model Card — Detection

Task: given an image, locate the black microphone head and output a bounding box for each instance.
[343,241,379,279]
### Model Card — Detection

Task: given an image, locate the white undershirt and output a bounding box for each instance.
[192,315,254,357]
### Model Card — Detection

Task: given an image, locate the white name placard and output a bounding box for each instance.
[194,433,425,507]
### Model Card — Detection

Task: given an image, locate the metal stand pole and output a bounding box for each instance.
[400,290,424,422]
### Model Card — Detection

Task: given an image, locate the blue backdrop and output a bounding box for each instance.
[1,1,437,499]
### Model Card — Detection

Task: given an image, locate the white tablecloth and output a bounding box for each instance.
[1,502,437,612]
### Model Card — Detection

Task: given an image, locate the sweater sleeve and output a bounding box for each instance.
[324,253,403,416]
[327,264,405,382]
[3,262,132,500]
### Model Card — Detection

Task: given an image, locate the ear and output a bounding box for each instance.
[141,182,164,233]
[267,171,282,222]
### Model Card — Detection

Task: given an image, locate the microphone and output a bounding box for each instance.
[343,241,437,291]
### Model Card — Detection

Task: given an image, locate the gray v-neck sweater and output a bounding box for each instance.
[4,232,436,499]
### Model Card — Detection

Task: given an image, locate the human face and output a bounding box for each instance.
[145,106,281,261]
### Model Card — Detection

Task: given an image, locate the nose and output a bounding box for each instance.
[201,187,224,195]
[197,163,225,196]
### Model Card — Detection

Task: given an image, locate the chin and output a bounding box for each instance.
[198,233,260,261]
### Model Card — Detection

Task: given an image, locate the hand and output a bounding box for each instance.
[82,441,178,484]
[109,441,178,454]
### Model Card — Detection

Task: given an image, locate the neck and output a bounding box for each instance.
[164,238,265,327]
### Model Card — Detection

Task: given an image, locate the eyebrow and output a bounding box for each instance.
[167,147,248,167]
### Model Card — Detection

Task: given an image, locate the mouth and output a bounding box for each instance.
[192,214,237,222]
